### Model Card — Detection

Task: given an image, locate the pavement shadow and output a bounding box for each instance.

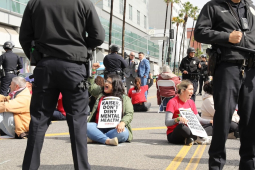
[45,137,71,143]
[146,155,239,166]
[132,138,170,146]
[33,164,140,170]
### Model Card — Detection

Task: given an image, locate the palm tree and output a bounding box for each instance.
[189,6,199,47]
[162,0,171,66]
[121,0,127,58]
[109,0,114,53]
[166,0,180,66]
[172,16,184,73]
[179,2,193,60]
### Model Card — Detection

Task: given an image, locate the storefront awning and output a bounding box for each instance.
[0,25,21,49]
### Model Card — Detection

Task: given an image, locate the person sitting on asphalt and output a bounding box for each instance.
[201,81,239,138]
[87,63,134,146]
[165,80,213,145]
[128,77,152,112]
[89,76,105,111]
[157,65,181,111]
[0,77,31,139]
[52,93,66,121]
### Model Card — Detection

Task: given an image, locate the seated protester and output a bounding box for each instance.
[157,65,181,111]
[25,76,34,94]
[201,81,239,138]
[89,76,104,111]
[0,77,31,139]
[128,77,152,112]
[52,93,66,121]
[87,63,133,146]
[165,80,213,145]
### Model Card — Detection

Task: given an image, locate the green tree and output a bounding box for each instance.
[179,2,193,61]
[189,6,199,47]
[172,16,184,73]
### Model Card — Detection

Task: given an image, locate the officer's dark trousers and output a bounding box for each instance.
[0,73,16,96]
[209,62,255,170]
[198,75,208,94]
[190,79,198,101]
[22,58,90,170]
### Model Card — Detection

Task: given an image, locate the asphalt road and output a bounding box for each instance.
[0,84,241,170]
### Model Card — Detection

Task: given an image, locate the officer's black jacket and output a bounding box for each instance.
[0,51,23,72]
[200,61,208,75]
[19,0,105,62]
[179,56,201,79]
[103,53,127,72]
[194,0,255,60]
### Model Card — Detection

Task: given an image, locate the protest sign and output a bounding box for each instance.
[97,96,122,128]
[179,109,208,138]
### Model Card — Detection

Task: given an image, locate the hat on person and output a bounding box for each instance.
[201,54,207,58]
[25,76,34,83]
[162,65,177,78]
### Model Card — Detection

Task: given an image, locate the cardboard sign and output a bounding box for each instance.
[179,109,208,138]
[97,96,122,128]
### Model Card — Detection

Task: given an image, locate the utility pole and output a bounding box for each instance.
[109,0,114,53]
[121,0,127,58]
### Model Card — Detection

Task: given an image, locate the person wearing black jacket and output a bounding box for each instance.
[19,0,105,169]
[179,47,201,101]
[0,41,23,96]
[103,44,127,79]
[194,0,255,169]
[197,54,208,96]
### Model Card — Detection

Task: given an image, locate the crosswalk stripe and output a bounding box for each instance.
[165,145,192,170]
[185,145,207,170]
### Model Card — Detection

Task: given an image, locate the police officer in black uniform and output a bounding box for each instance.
[195,0,255,169]
[19,0,105,169]
[103,44,127,79]
[197,54,208,95]
[0,41,23,96]
[179,47,201,101]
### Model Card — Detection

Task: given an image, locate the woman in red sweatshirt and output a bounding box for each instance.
[128,77,152,112]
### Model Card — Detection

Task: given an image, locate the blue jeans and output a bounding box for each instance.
[87,122,129,144]
[159,97,172,111]
[140,77,148,99]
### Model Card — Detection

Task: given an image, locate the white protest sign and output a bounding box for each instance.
[97,96,122,128]
[179,109,208,138]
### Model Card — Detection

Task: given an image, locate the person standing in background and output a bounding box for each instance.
[137,52,150,99]
[124,52,138,93]
[197,54,208,96]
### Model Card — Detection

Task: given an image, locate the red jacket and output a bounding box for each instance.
[156,73,181,105]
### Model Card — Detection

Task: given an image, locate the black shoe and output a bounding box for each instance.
[234,131,240,139]
[184,138,194,146]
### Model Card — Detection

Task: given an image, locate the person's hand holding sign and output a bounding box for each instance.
[116,122,125,133]
[175,117,188,124]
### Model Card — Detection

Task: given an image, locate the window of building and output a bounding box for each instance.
[129,5,133,20]
[144,15,147,29]
[137,10,140,25]
[108,0,111,7]
[119,0,123,14]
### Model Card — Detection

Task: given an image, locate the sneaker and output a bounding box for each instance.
[87,137,93,143]
[197,93,202,96]
[109,137,118,146]
[195,136,212,145]
[184,138,194,146]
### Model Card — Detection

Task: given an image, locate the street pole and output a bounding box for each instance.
[109,0,114,53]
[147,36,148,57]
[121,0,127,58]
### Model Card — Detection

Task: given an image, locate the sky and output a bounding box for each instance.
[184,0,255,27]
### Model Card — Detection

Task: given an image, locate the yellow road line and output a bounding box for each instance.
[147,96,156,99]
[185,145,206,170]
[44,126,167,137]
[166,145,192,170]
